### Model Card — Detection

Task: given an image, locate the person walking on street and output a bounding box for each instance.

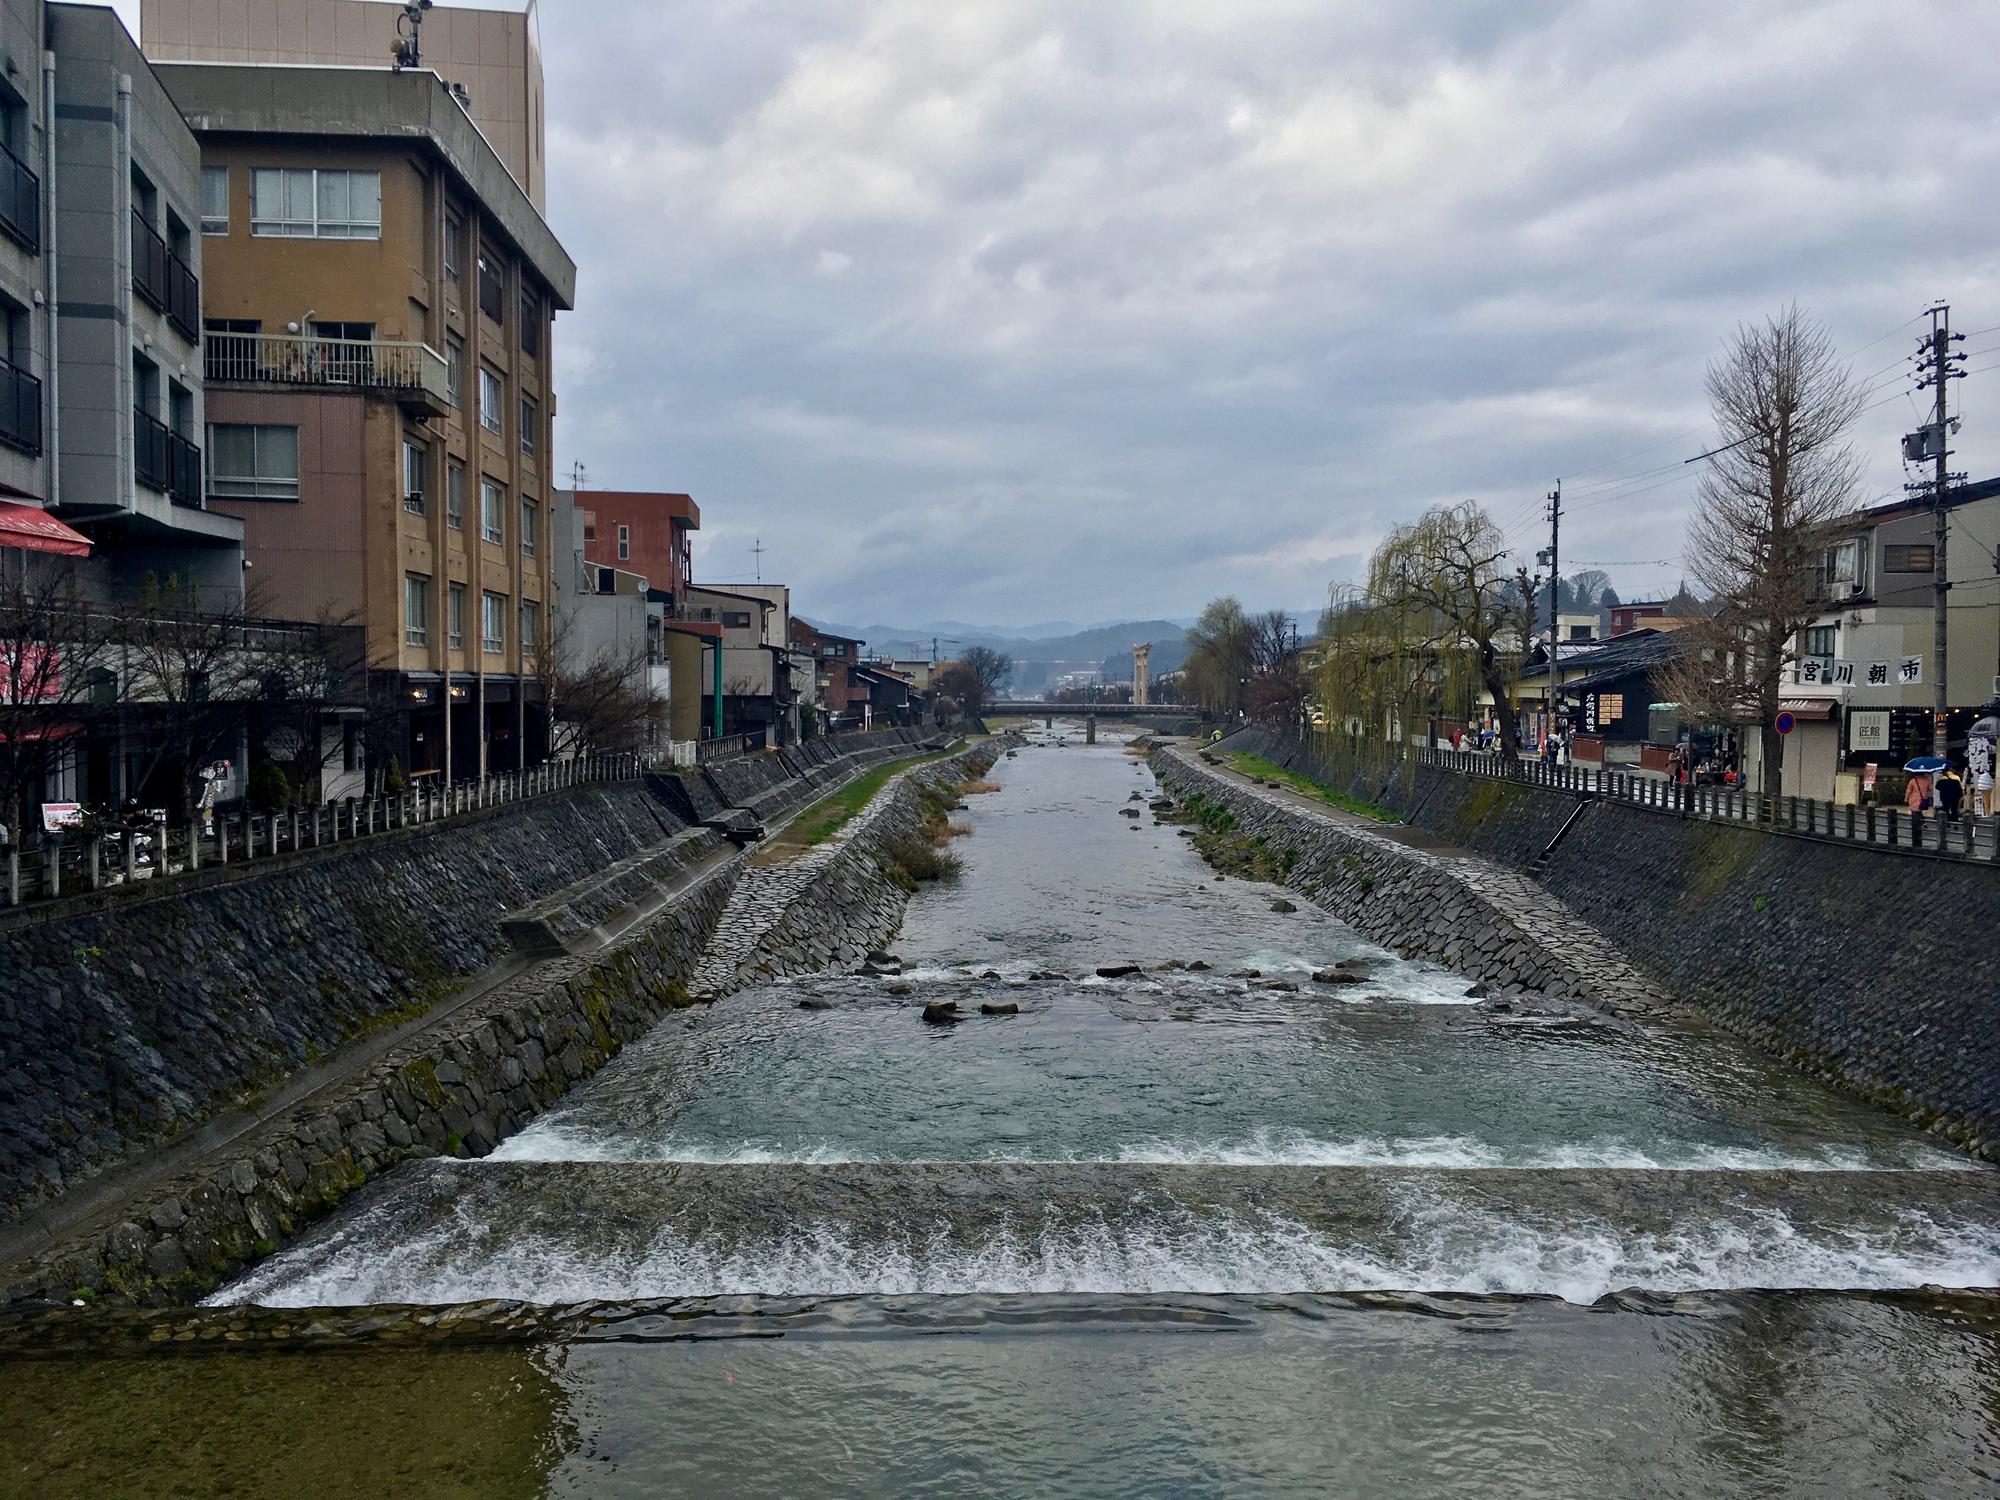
[1906,771,1933,821]
[1937,764,1965,823]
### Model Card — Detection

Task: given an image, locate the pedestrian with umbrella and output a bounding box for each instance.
[1905,754,1947,822]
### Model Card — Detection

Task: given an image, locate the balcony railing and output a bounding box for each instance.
[204,331,451,416]
[134,407,202,509]
[0,139,38,253]
[130,211,200,341]
[0,355,41,456]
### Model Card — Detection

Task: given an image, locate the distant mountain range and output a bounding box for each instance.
[798,615,1195,693]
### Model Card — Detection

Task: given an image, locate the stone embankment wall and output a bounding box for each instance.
[6,865,738,1306]
[4,732,1008,1304]
[692,744,1007,997]
[0,728,932,1231]
[1212,727,2000,1157]
[1150,746,1665,1013]
[0,782,680,1225]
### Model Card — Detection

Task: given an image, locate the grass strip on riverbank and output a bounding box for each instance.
[1219,751,1399,822]
[754,747,963,863]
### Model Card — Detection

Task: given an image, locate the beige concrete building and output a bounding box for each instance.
[141,0,545,209]
[156,61,575,781]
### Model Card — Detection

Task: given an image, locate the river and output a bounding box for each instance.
[7,723,2000,1497]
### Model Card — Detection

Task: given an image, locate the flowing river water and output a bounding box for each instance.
[7,724,2000,1497]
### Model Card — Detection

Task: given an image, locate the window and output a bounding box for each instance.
[199,166,229,235]
[448,582,466,650]
[519,395,537,455]
[477,253,504,323]
[521,497,537,556]
[1804,624,1838,660]
[402,438,428,513]
[722,610,752,629]
[1823,538,1863,596]
[478,365,503,435]
[447,462,465,529]
[310,319,374,344]
[250,168,380,238]
[481,591,505,653]
[616,523,630,561]
[1567,624,1592,641]
[1884,544,1935,574]
[404,573,431,646]
[520,295,540,356]
[480,477,505,544]
[444,216,463,282]
[519,598,540,653]
[205,423,299,500]
[445,335,463,407]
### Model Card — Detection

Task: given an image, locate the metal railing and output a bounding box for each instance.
[133,408,202,508]
[130,211,197,337]
[1409,743,2000,863]
[203,331,450,408]
[0,354,41,455]
[2,753,645,909]
[0,137,38,252]
[695,732,763,765]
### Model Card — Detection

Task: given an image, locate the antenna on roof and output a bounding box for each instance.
[570,460,587,492]
[751,536,767,582]
[392,0,434,71]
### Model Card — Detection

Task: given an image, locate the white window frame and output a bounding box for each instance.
[519,598,539,654]
[448,582,466,650]
[478,365,503,435]
[616,523,630,561]
[250,167,381,239]
[480,478,505,545]
[404,573,430,647]
[444,215,463,282]
[199,165,229,235]
[481,590,505,654]
[402,438,427,513]
[447,462,465,530]
[204,422,299,500]
[521,498,537,556]
[445,335,463,408]
[519,394,536,454]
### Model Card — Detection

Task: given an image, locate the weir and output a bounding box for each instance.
[8,720,2000,1496]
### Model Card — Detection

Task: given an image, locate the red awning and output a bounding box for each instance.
[0,721,82,743]
[0,501,91,556]
[1778,698,1838,721]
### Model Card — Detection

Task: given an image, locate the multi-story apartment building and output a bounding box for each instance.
[43,3,244,599]
[141,0,546,209]
[153,60,576,781]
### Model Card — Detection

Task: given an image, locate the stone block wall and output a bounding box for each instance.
[0,782,685,1226]
[1152,747,1664,1013]
[1209,727,2000,1157]
[5,866,738,1306]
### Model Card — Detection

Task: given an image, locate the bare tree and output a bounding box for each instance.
[961,644,1014,712]
[249,604,366,803]
[0,555,116,842]
[1660,306,1865,795]
[1245,610,1308,726]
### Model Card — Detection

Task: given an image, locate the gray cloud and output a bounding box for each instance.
[120,0,2000,622]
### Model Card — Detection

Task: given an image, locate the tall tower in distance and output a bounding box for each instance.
[1131,643,1151,705]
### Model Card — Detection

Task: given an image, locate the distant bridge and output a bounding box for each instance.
[989,701,1200,719]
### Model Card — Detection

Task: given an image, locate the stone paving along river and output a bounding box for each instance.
[8,723,2000,1497]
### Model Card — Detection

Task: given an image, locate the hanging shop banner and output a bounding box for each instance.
[1827,659,1855,686]
[1898,655,1925,686]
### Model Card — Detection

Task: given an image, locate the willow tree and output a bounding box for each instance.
[1657,305,1864,795]
[1318,501,1536,759]
[1183,597,1253,717]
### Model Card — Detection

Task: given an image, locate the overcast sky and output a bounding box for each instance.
[116,0,2000,628]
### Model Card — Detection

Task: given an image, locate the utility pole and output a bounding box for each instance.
[1535,481,1562,753]
[1911,304,1965,753]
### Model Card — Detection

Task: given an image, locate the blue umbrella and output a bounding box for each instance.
[1904,755,1949,773]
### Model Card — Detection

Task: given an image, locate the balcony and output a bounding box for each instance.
[133,407,203,509]
[0,139,38,253]
[0,355,41,456]
[131,210,200,342]
[204,331,451,418]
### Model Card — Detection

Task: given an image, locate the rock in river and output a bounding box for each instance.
[922,1001,964,1025]
[1096,964,1144,979]
[980,1001,1020,1016]
[1312,968,1365,986]
[1269,898,1297,914]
